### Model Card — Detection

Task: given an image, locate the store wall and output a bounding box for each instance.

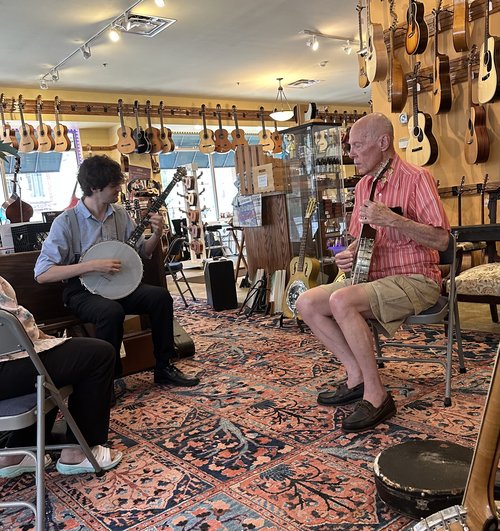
[370,0,499,227]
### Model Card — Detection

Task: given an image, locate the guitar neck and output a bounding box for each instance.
[463,345,500,529]
[297,217,311,272]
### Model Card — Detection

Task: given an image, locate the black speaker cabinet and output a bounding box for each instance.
[204,258,238,311]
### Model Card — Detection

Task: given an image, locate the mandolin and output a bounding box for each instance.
[282,197,321,319]
[17,95,38,153]
[214,104,232,153]
[116,99,137,155]
[133,100,151,154]
[145,100,163,155]
[36,95,55,152]
[465,46,490,165]
[0,94,18,149]
[3,157,34,223]
[257,106,274,152]
[158,101,175,153]
[271,120,283,154]
[198,104,216,154]
[388,0,408,114]
[365,0,388,83]
[351,159,392,285]
[477,0,500,104]
[356,1,369,89]
[405,0,428,55]
[452,0,470,52]
[406,64,439,167]
[231,106,248,148]
[53,96,72,152]
[432,1,452,114]
[408,344,500,530]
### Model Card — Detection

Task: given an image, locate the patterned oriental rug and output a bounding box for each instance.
[1,299,499,530]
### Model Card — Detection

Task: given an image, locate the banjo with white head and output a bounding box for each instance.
[80,167,186,299]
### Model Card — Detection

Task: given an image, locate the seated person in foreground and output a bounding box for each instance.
[0,275,121,477]
[296,113,450,433]
[34,155,199,387]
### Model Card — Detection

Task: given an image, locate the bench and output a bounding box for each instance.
[0,246,167,375]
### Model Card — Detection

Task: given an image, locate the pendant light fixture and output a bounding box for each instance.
[269,78,294,122]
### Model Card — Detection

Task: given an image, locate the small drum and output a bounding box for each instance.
[374,440,500,520]
[79,240,143,300]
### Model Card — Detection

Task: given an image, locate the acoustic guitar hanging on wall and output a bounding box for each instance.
[0,93,18,149]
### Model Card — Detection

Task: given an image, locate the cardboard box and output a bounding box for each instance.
[252,163,287,193]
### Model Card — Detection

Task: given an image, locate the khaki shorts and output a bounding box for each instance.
[320,274,440,337]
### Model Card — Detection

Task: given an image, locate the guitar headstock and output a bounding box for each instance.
[173,166,187,184]
[54,95,61,113]
[305,197,317,219]
[13,156,21,175]
[18,94,24,109]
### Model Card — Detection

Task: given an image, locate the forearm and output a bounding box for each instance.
[389,215,449,251]
[143,232,160,256]
[36,263,91,283]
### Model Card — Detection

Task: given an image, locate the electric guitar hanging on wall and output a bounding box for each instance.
[53,96,72,152]
[477,0,500,104]
[465,46,489,165]
[432,0,452,114]
[282,197,320,319]
[351,158,392,285]
[356,1,369,89]
[0,94,18,149]
[365,0,387,83]
[405,0,428,55]
[406,64,438,167]
[36,95,55,152]
[17,95,38,153]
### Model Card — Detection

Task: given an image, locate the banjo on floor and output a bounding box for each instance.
[350,158,392,285]
[80,167,186,300]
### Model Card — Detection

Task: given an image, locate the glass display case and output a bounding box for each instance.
[282,121,360,283]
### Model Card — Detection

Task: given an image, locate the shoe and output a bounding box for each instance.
[0,454,52,479]
[341,393,396,433]
[56,445,122,475]
[317,382,364,406]
[154,364,200,387]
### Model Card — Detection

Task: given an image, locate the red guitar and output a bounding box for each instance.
[0,94,18,149]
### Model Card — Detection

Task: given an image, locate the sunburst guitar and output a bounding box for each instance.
[282,197,320,319]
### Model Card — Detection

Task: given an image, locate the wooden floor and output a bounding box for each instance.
[167,260,500,335]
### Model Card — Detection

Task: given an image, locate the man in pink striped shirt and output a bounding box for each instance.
[296,113,450,433]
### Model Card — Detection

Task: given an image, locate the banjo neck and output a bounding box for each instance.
[126,167,186,247]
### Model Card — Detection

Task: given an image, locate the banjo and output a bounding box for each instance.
[350,158,392,284]
[80,167,186,299]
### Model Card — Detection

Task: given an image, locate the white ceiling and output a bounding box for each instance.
[0,0,371,108]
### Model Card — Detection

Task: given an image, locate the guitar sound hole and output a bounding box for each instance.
[485,52,492,71]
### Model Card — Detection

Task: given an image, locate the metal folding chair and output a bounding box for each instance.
[0,309,103,530]
[372,233,466,407]
[164,237,196,308]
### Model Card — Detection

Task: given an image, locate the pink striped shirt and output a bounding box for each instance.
[349,154,450,284]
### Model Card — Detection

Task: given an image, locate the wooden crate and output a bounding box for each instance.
[252,163,287,193]
[236,145,287,195]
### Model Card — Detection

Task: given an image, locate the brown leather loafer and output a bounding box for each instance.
[317,382,364,406]
[341,392,396,433]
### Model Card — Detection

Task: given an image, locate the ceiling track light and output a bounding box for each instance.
[269,78,294,122]
[38,0,168,85]
[300,29,358,52]
[81,43,92,59]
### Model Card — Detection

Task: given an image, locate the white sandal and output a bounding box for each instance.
[0,454,52,479]
[56,445,122,475]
